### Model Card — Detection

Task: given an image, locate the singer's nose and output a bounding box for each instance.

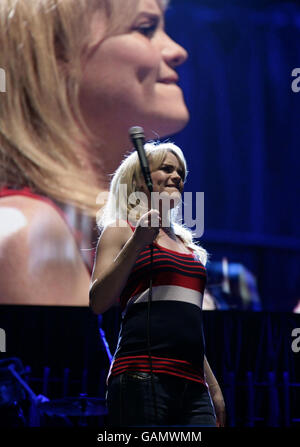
[171,170,182,184]
[161,32,188,68]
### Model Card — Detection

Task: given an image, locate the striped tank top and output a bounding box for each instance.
[108,225,207,386]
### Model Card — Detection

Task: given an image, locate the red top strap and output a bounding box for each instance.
[127,220,136,232]
[0,186,67,222]
[0,186,92,274]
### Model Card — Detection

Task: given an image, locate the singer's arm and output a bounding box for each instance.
[204,355,226,427]
[90,211,159,314]
[89,222,142,314]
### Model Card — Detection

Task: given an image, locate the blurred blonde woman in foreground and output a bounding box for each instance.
[0,0,189,305]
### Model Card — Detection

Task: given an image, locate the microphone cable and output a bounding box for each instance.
[129,127,158,425]
[147,242,158,425]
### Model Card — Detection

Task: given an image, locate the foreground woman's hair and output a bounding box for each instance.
[0,0,169,214]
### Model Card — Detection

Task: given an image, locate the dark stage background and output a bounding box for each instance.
[0,306,299,427]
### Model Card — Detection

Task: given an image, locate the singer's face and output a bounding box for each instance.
[141,151,184,209]
[79,0,189,143]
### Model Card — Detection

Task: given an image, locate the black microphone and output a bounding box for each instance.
[129,126,153,193]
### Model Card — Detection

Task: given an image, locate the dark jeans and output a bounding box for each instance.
[106,371,216,427]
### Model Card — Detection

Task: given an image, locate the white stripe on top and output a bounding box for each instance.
[123,285,203,316]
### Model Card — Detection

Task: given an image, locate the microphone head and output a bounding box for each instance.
[129,126,144,140]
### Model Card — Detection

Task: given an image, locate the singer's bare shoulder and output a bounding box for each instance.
[91,220,133,282]
[94,219,133,259]
[99,219,134,245]
[0,195,90,305]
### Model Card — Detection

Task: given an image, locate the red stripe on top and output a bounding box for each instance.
[109,355,206,386]
[147,261,205,276]
[154,272,206,293]
[0,187,67,222]
[122,273,205,304]
[133,254,205,272]
[121,260,206,306]
[112,356,205,375]
[112,354,195,365]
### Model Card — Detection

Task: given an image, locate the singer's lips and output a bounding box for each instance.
[166,185,180,190]
[158,75,179,84]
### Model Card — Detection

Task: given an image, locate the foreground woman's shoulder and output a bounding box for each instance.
[0,195,90,305]
[0,194,74,241]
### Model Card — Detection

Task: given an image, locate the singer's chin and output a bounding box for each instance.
[165,113,189,137]
[177,108,190,131]
[156,108,190,138]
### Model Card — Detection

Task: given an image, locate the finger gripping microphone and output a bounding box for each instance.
[129,126,153,193]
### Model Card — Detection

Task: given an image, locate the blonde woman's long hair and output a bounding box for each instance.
[98,142,207,265]
[0,0,169,215]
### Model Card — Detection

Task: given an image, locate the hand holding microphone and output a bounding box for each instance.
[133,209,161,248]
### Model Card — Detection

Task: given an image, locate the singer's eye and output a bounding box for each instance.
[161,165,172,173]
[135,21,158,38]
[161,165,185,180]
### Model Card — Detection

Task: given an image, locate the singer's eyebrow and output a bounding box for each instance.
[133,11,164,26]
